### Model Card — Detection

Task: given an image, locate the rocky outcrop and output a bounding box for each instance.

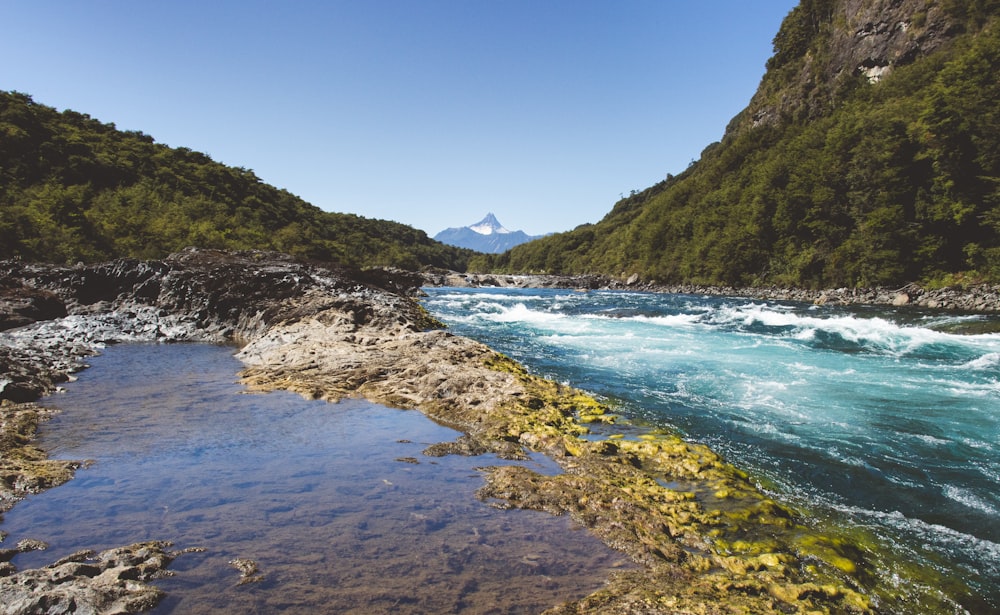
[735,0,958,131]
[832,0,955,81]
[0,249,429,405]
[0,403,81,515]
[0,541,201,615]
[0,281,66,333]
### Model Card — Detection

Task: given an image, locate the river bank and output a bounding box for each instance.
[424,271,1000,313]
[0,250,952,613]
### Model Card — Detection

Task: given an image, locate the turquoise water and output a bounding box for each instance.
[423,287,1000,614]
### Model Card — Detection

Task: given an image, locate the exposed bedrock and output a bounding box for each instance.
[1,249,954,613]
[0,541,203,615]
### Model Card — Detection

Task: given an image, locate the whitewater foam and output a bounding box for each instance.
[709,302,1000,359]
[963,352,1000,370]
[943,485,1000,516]
[844,502,1000,569]
[423,287,1000,608]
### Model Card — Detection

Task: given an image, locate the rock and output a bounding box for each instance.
[0,402,82,514]
[0,542,196,615]
[736,0,956,131]
[422,271,1000,313]
[0,280,66,332]
[0,250,439,404]
[892,292,910,306]
[0,249,436,611]
[228,557,264,586]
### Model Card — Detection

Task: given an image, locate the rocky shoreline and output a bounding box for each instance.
[0,250,975,613]
[0,250,430,613]
[425,271,1000,313]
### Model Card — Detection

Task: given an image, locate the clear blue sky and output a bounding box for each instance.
[2,1,797,237]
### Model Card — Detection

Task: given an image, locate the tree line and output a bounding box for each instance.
[0,91,472,271]
[475,5,1000,289]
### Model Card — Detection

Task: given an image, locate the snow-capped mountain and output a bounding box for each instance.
[433,213,542,254]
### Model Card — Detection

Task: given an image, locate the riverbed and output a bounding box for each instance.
[0,343,627,614]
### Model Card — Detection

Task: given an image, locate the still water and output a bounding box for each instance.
[1,343,626,614]
[423,287,1000,614]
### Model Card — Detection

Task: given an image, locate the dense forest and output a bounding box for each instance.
[476,1,1000,289]
[0,91,472,270]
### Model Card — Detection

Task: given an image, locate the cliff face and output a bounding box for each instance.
[732,0,959,131]
[493,0,1000,288]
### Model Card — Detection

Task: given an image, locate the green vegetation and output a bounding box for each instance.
[0,91,472,270]
[476,6,1000,289]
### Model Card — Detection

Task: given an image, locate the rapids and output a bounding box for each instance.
[423,287,1000,613]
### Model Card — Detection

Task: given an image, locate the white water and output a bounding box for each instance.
[424,287,1000,613]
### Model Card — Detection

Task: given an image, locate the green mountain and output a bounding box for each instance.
[477,0,1000,289]
[0,91,472,270]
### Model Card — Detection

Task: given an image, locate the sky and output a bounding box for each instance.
[1,1,798,237]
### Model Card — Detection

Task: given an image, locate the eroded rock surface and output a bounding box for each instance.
[0,249,428,404]
[0,541,198,615]
[0,402,81,516]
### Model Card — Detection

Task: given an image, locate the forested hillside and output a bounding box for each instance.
[477,0,1000,288]
[0,91,472,270]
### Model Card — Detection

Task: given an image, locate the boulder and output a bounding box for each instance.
[0,280,66,332]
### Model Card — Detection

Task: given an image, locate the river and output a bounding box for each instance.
[422,287,1000,614]
[0,342,625,614]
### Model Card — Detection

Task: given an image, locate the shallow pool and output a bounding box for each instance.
[1,343,626,614]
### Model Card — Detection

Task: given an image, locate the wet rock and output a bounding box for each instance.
[0,249,436,404]
[0,541,196,615]
[228,557,263,586]
[0,402,81,514]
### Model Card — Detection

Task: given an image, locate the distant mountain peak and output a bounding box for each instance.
[434,213,545,254]
[468,213,511,236]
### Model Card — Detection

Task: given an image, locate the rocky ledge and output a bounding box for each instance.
[0,540,204,614]
[1,250,946,613]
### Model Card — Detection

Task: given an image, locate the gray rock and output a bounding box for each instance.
[0,542,197,615]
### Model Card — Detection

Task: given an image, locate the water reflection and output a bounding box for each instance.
[2,343,626,614]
